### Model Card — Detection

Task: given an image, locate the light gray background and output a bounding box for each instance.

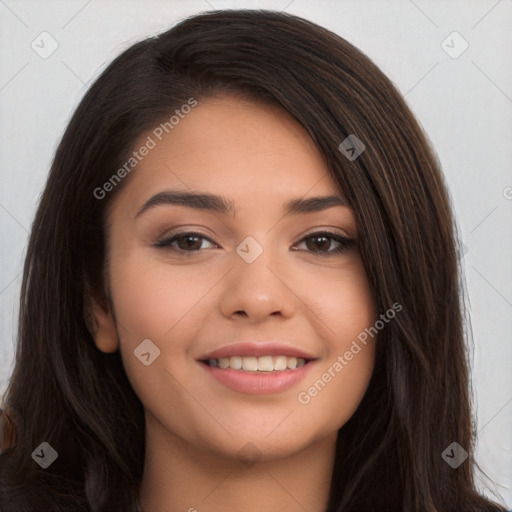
[1,0,511,507]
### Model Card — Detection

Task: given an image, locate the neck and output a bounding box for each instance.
[138,413,337,512]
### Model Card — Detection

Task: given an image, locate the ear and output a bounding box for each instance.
[84,293,120,354]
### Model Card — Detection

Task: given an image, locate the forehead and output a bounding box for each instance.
[114,95,343,212]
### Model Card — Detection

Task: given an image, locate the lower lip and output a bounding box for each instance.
[199,361,315,395]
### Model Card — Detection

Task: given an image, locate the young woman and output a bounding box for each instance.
[0,9,507,512]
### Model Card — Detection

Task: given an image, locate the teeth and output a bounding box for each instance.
[274,356,287,371]
[242,356,258,372]
[229,356,242,369]
[258,355,273,371]
[207,355,307,371]
[218,358,230,369]
[287,357,297,369]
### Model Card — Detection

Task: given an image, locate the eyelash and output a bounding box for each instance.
[153,230,355,257]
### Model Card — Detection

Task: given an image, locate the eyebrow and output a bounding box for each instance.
[135,190,349,219]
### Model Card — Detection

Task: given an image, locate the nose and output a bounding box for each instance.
[219,245,297,324]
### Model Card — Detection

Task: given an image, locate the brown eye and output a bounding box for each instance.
[305,235,332,252]
[294,231,355,257]
[154,232,216,253]
[174,235,203,251]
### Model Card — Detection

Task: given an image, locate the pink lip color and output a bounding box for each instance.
[199,361,315,395]
[199,341,316,360]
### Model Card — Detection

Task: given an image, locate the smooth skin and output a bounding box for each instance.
[90,95,377,512]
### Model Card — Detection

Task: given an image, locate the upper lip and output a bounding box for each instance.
[198,341,318,361]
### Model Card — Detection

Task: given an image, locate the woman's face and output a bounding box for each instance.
[95,95,377,462]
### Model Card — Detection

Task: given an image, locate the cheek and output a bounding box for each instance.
[296,325,376,436]
[296,352,375,438]
[297,259,376,341]
[293,261,376,430]
[109,250,222,341]
[106,251,225,427]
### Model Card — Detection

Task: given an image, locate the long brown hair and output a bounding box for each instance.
[0,9,506,511]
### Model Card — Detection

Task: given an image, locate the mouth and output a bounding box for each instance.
[200,355,310,371]
[197,342,318,394]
